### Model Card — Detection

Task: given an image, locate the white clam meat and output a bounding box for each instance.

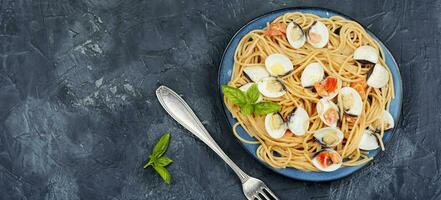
[301,62,324,87]
[312,149,343,172]
[353,45,379,64]
[239,83,263,103]
[265,54,293,76]
[313,127,344,147]
[264,113,288,139]
[243,66,270,82]
[339,87,363,116]
[359,129,379,151]
[307,21,329,48]
[316,99,340,127]
[257,77,286,98]
[286,22,306,49]
[366,64,389,88]
[288,107,310,136]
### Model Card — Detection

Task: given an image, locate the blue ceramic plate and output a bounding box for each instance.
[218,7,403,181]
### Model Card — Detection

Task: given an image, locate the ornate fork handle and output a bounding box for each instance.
[156,85,250,183]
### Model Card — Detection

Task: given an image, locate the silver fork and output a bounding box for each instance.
[156,85,279,200]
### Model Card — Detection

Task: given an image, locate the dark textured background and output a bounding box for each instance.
[0,0,439,199]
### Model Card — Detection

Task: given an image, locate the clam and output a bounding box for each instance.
[243,66,270,82]
[257,77,286,98]
[264,113,288,139]
[366,64,389,88]
[359,129,379,151]
[312,149,343,172]
[316,99,340,127]
[339,87,363,116]
[382,110,395,130]
[314,76,342,99]
[314,127,344,147]
[286,22,306,49]
[287,107,310,136]
[301,62,325,88]
[353,45,379,64]
[265,54,293,76]
[371,110,395,131]
[307,21,329,48]
[239,83,263,103]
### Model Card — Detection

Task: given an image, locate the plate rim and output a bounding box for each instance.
[217,6,403,182]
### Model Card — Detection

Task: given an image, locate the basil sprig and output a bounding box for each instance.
[222,84,281,115]
[144,133,173,184]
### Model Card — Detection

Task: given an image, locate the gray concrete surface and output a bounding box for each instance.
[0,0,439,199]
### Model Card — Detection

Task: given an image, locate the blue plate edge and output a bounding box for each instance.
[216,7,403,182]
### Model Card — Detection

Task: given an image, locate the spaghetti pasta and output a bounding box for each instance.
[223,12,394,172]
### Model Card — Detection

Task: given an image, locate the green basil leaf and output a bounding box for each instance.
[151,133,171,158]
[143,158,156,169]
[245,84,260,104]
[156,156,173,167]
[254,102,281,115]
[240,104,254,115]
[153,165,171,184]
[221,85,247,106]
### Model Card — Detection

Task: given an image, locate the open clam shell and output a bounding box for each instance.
[288,107,310,136]
[312,148,343,172]
[264,113,288,139]
[353,45,379,64]
[313,127,344,147]
[257,77,286,98]
[286,21,306,49]
[339,86,363,116]
[316,99,340,127]
[307,21,329,48]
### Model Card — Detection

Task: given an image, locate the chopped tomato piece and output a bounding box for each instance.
[317,151,340,167]
[314,77,338,97]
[350,79,367,99]
[323,77,338,93]
[314,82,328,96]
[264,23,287,36]
[317,152,332,167]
